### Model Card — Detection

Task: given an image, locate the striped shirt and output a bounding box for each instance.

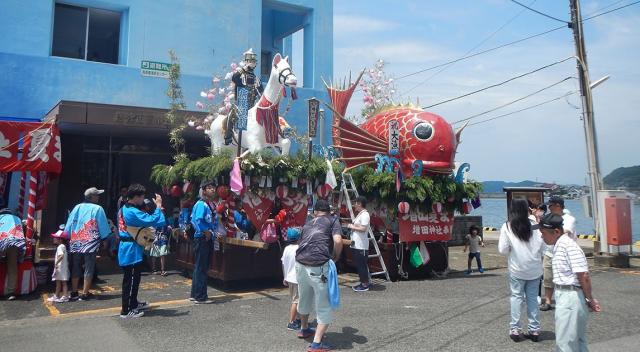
[552,234,588,286]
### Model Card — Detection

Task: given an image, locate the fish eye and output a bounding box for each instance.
[413,122,434,141]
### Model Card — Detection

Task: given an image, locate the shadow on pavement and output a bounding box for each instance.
[143,308,190,318]
[325,326,368,350]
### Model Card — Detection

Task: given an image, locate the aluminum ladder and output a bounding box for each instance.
[337,172,390,281]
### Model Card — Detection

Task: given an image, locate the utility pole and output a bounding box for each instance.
[569,0,603,244]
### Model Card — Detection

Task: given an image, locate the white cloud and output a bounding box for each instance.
[334,15,398,34]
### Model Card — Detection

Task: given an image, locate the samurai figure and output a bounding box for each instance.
[225,48,263,145]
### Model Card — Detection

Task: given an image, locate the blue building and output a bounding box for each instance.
[0,0,333,236]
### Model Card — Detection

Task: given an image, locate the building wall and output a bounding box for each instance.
[0,0,333,138]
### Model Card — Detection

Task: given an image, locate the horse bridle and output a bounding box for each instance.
[278,67,294,86]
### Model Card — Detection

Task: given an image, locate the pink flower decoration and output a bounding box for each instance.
[195,101,204,109]
[230,63,238,70]
[196,125,204,130]
[207,93,215,100]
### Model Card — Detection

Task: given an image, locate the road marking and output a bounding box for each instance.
[44,273,360,319]
[41,293,60,317]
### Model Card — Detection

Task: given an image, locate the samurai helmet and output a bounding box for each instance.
[243,48,257,69]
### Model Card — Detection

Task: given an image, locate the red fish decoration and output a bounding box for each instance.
[327,71,466,177]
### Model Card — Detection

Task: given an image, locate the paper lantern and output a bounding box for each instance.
[398,201,410,214]
[170,185,183,198]
[432,202,443,214]
[316,184,331,199]
[216,185,230,199]
[275,185,289,199]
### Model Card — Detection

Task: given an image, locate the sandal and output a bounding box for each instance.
[539,303,552,311]
[161,271,167,276]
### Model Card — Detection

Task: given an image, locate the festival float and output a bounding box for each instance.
[325,63,481,280]
[151,51,338,283]
[0,121,61,295]
[151,53,481,283]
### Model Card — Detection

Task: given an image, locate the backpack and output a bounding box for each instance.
[260,223,278,244]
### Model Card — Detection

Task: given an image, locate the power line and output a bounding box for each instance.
[586,0,628,16]
[451,76,575,125]
[399,0,537,97]
[422,56,574,109]
[394,0,638,84]
[509,0,569,23]
[467,91,577,127]
[583,0,640,20]
[394,25,566,81]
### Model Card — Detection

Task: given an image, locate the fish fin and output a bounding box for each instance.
[455,121,469,144]
[332,112,388,170]
[325,69,365,117]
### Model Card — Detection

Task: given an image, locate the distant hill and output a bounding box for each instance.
[603,165,640,189]
[481,180,539,193]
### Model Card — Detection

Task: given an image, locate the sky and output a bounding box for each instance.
[332,0,640,184]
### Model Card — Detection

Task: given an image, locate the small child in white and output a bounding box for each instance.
[281,227,301,330]
[48,225,70,303]
[463,225,485,274]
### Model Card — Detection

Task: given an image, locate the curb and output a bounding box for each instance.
[577,234,597,241]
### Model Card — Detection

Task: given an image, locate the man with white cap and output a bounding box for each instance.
[63,187,111,301]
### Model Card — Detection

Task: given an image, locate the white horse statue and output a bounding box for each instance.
[206,53,297,156]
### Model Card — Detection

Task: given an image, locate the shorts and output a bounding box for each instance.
[149,244,169,257]
[71,252,97,279]
[543,255,554,288]
[288,283,299,304]
[296,262,333,325]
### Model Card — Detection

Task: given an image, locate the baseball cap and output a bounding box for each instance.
[84,187,105,197]
[539,213,564,230]
[287,227,301,241]
[546,196,564,207]
[314,199,331,212]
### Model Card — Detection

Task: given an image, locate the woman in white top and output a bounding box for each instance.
[344,196,371,292]
[498,199,545,342]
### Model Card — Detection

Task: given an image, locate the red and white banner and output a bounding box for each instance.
[398,210,454,242]
[280,192,310,227]
[242,191,275,230]
[0,260,37,295]
[0,121,62,173]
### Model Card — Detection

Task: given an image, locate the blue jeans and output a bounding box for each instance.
[509,274,541,332]
[191,237,211,301]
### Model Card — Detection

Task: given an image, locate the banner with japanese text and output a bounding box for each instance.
[398,210,454,242]
[0,122,62,173]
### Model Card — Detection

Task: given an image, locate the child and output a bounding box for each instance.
[48,225,70,303]
[463,225,485,274]
[281,227,301,330]
[145,199,170,276]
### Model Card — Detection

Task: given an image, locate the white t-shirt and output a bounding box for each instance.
[552,234,588,286]
[281,244,299,284]
[498,221,545,280]
[52,244,69,281]
[350,209,370,250]
[544,212,577,257]
[465,234,481,253]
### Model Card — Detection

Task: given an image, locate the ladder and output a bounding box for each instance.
[337,172,390,281]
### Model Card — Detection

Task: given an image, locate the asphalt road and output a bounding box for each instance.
[1,242,639,352]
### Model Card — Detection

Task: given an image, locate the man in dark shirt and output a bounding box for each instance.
[295,200,343,352]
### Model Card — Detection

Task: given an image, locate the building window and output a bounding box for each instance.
[52,3,121,64]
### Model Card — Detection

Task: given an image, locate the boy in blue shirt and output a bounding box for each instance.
[118,184,165,318]
[189,181,217,304]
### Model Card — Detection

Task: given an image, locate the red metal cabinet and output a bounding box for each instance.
[604,198,632,246]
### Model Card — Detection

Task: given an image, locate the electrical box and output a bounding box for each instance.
[605,197,632,247]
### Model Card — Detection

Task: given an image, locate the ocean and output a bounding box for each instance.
[469,198,640,244]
